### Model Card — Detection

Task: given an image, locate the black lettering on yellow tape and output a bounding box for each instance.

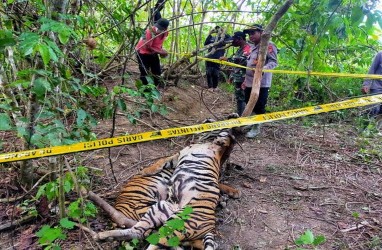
[0,95,381,163]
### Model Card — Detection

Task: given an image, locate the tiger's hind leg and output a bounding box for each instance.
[82,189,137,228]
[95,200,179,241]
[219,183,241,199]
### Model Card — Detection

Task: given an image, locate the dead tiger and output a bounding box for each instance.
[93,131,239,249]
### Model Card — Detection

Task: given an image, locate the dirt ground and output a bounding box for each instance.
[1,77,382,250]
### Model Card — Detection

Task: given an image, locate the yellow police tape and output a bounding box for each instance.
[201,56,382,79]
[174,52,382,80]
[0,94,381,163]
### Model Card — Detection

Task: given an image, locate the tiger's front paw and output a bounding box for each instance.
[219,183,241,199]
[228,189,241,199]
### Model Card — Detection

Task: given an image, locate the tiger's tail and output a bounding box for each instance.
[203,232,218,250]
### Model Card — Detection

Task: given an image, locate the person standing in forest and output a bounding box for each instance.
[220,31,252,115]
[362,51,382,117]
[135,18,169,88]
[204,26,229,92]
[242,24,278,138]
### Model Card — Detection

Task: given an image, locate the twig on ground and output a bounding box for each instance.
[340,220,374,233]
[212,97,220,105]
[0,214,35,232]
[303,215,337,226]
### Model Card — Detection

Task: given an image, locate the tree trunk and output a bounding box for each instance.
[242,0,294,117]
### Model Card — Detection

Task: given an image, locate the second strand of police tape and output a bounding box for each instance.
[0,94,381,163]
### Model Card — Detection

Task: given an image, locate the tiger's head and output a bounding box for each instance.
[212,131,235,166]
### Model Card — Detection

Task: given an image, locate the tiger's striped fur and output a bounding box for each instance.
[96,131,237,250]
[115,155,179,222]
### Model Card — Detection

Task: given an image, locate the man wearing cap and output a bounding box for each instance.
[135,18,170,87]
[220,31,252,115]
[242,24,278,138]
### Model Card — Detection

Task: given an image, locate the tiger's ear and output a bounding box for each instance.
[140,153,179,176]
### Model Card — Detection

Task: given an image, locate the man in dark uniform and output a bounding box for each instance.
[221,31,252,115]
[204,26,229,91]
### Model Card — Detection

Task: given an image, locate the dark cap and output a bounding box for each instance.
[224,32,245,43]
[155,18,170,30]
[232,31,246,40]
[243,24,264,34]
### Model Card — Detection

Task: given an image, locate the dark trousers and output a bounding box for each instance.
[244,87,269,114]
[234,82,246,116]
[369,89,382,116]
[136,53,161,86]
[206,67,219,89]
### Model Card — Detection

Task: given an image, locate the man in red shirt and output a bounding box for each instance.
[135,18,169,87]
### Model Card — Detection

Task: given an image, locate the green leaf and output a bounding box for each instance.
[159,106,168,116]
[151,104,159,113]
[76,109,87,126]
[35,184,47,200]
[33,77,52,98]
[351,6,364,24]
[0,30,16,50]
[131,238,139,246]
[19,32,40,56]
[167,236,180,247]
[38,43,50,66]
[64,180,72,193]
[151,89,161,99]
[58,31,70,44]
[60,218,75,229]
[36,226,66,244]
[166,219,184,230]
[295,230,314,245]
[146,233,160,245]
[45,39,64,58]
[52,245,61,250]
[327,0,341,9]
[35,225,51,237]
[0,103,12,111]
[159,226,172,237]
[45,182,58,201]
[68,200,81,219]
[84,202,97,217]
[16,123,29,139]
[116,99,127,111]
[181,206,193,215]
[30,133,46,148]
[0,113,13,130]
[313,235,326,246]
[48,46,58,62]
